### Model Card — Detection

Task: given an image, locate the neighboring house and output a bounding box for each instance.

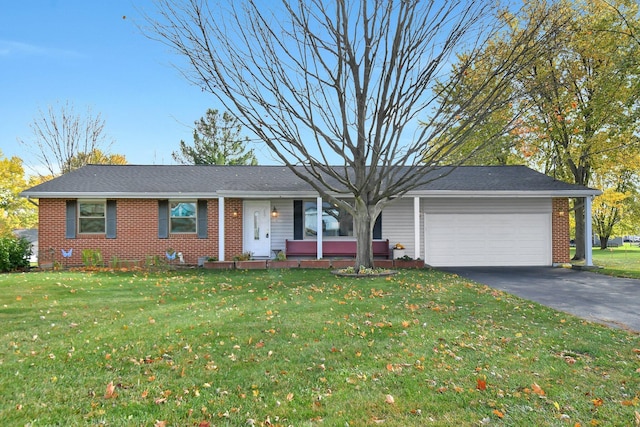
[12,228,38,263]
[20,164,600,267]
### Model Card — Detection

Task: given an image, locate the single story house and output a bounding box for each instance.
[20,164,600,268]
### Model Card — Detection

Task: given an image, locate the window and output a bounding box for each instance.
[78,201,106,233]
[304,201,353,238]
[170,201,197,233]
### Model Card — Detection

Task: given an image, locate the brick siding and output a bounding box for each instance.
[551,198,570,264]
[38,198,244,267]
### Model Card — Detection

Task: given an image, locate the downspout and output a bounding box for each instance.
[27,196,39,207]
[413,197,420,259]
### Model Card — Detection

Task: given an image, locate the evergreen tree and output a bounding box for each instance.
[172,109,258,165]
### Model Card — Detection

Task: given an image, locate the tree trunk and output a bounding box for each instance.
[572,199,585,260]
[353,200,374,269]
[599,236,608,250]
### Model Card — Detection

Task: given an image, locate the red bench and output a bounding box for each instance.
[285,239,389,258]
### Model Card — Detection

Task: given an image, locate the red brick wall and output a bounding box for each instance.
[224,199,243,260]
[38,198,226,266]
[551,198,570,264]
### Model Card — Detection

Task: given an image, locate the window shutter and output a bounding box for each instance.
[197,200,208,238]
[158,200,169,238]
[373,213,382,240]
[293,200,303,240]
[106,200,117,239]
[65,200,77,239]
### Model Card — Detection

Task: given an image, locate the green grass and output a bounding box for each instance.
[1,268,639,426]
[573,243,640,278]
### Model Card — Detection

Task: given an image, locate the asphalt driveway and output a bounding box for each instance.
[440,266,640,333]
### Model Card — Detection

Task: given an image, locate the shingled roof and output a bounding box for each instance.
[20,164,600,199]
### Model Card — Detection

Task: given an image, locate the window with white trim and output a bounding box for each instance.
[304,201,353,238]
[170,201,197,233]
[78,201,106,233]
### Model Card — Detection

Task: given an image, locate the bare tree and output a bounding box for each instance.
[19,101,114,176]
[143,0,564,268]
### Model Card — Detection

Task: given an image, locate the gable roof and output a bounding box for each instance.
[20,164,600,199]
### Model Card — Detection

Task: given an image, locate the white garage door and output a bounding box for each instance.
[424,213,551,267]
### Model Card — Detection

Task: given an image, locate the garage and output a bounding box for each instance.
[424,212,551,267]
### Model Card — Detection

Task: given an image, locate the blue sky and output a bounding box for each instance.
[0,0,275,173]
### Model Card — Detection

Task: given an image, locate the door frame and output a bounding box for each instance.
[243,200,272,258]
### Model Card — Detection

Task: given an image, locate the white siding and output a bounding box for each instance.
[268,197,553,264]
[270,200,294,256]
[421,198,553,267]
[382,198,417,258]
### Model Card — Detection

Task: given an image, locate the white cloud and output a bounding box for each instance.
[0,39,83,58]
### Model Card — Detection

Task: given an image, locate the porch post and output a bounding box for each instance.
[413,197,420,259]
[218,197,225,261]
[584,196,593,267]
[316,197,323,259]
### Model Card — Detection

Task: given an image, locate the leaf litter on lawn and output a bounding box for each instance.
[0,268,638,426]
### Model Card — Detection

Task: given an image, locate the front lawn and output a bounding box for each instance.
[574,244,640,278]
[1,269,638,426]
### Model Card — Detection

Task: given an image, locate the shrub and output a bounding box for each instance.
[233,251,252,261]
[0,236,32,272]
[81,249,103,267]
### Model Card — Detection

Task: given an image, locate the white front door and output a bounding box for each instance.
[243,201,271,258]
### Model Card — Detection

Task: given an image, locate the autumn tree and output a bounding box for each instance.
[67,149,128,170]
[18,101,117,176]
[172,109,258,165]
[591,150,640,248]
[437,0,640,260]
[0,151,38,235]
[144,0,564,268]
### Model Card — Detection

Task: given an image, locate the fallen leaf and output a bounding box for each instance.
[592,398,604,407]
[286,392,294,401]
[492,409,504,418]
[104,381,116,399]
[532,383,545,396]
[385,394,395,404]
[477,378,487,391]
[154,421,166,427]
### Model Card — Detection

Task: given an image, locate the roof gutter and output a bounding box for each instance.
[20,189,602,200]
[409,189,602,198]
